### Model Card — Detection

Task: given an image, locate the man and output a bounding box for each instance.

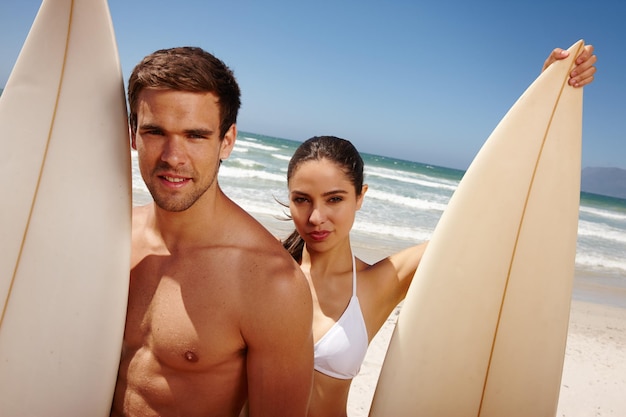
[110,47,313,417]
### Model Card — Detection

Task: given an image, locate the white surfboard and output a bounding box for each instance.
[369,40,584,417]
[0,0,131,416]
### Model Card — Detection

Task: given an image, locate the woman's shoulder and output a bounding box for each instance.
[355,256,396,286]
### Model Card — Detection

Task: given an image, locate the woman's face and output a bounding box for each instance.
[288,158,366,252]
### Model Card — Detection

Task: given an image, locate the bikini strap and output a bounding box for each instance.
[351,253,357,297]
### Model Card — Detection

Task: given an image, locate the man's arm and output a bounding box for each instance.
[243,262,313,417]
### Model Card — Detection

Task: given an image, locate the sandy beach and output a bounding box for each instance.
[261,214,626,417]
[346,292,626,417]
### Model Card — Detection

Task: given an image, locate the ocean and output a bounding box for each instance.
[131,131,626,288]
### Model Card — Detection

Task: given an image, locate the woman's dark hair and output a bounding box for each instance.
[283,136,364,262]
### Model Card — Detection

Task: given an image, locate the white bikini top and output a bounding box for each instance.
[313,255,369,380]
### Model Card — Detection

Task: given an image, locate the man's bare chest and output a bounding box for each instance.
[125,255,246,370]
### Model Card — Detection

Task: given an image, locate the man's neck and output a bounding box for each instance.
[149,188,225,250]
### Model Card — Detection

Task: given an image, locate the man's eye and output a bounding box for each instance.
[143,130,163,136]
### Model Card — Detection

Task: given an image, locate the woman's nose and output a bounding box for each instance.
[308,206,326,225]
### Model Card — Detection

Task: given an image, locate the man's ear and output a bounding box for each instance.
[130,127,137,150]
[219,124,237,161]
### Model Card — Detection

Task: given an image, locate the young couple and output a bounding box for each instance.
[110,44,597,417]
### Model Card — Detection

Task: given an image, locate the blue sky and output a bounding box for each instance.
[1,0,624,170]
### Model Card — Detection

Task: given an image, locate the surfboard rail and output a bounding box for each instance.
[0,0,131,415]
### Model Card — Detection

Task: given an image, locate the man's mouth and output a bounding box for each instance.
[163,176,186,183]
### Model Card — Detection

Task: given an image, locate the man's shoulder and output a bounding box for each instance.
[242,236,302,280]
[234,227,306,289]
[237,238,311,330]
[225,205,288,259]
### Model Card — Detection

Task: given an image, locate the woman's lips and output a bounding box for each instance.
[309,230,330,241]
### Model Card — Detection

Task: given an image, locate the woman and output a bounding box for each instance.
[283,44,597,417]
[283,136,426,417]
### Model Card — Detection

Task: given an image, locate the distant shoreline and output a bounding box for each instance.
[582,166,626,200]
[238,131,626,200]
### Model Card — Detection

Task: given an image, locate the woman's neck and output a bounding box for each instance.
[301,239,353,277]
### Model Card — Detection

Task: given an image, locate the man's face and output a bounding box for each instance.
[132,88,235,212]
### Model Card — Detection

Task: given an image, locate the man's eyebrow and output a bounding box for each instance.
[137,125,214,136]
[184,128,214,136]
[138,123,162,131]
